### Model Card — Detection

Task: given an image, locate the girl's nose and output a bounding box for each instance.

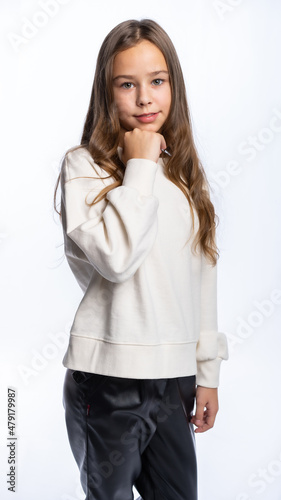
[136,86,152,106]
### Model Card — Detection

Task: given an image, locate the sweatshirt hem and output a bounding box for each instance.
[62,335,198,379]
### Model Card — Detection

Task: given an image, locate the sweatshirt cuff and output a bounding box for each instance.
[196,358,223,388]
[122,158,158,196]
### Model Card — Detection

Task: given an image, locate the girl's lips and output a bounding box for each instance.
[134,112,159,123]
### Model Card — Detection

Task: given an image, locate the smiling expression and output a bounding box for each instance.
[112,40,172,138]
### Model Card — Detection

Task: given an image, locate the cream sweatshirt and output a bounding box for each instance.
[60,146,228,387]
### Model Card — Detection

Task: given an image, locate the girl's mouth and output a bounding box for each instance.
[134,112,159,123]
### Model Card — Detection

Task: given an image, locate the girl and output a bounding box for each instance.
[54,18,228,500]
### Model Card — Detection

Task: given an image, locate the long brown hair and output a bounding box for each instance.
[54,19,219,265]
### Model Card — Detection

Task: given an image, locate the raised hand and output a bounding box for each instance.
[121,128,167,165]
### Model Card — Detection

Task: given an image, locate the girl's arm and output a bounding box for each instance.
[192,254,229,432]
[196,254,229,387]
[61,147,159,284]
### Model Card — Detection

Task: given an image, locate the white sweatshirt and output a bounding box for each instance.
[60,146,228,387]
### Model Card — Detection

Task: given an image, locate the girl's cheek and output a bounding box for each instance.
[117,101,129,115]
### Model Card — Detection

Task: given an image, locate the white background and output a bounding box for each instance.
[1,1,281,499]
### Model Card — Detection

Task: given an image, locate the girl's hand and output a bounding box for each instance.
[121,128,167,165]
[190,386,219,433]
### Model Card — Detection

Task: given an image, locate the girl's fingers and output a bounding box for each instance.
[159,136,167,152]
[122,129,167,164]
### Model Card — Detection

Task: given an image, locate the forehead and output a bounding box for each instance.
[112,40,167,74]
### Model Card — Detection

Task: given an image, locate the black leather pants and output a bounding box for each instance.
[63,369,197,500]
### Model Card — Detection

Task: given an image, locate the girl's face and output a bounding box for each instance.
[112,40,172,139]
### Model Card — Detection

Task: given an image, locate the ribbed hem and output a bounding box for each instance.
[62,335,197,380]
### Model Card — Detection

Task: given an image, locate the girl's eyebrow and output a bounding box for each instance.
[113,70,169,81]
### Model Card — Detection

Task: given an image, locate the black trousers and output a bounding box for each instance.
[63,369,197,500]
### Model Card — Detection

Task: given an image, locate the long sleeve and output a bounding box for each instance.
[196,254,229,388]
[61,149,159,284]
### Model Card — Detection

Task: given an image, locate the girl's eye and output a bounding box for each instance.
[152,79,164,86]
[121,82,134,89]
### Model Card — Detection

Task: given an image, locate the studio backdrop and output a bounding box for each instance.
[1,1,281,499]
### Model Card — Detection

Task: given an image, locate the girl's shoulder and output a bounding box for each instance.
[64,144,92,164]
[63,145,105,179]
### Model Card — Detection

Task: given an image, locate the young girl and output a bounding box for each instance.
[54,18,228,500]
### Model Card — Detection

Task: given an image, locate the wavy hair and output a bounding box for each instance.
[54,18,219,265]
